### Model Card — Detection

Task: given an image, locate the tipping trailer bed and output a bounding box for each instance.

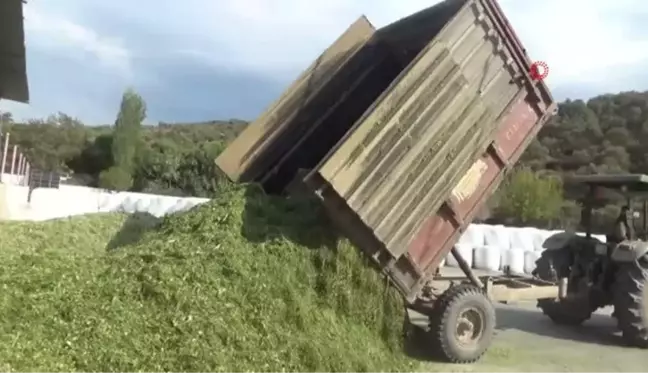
[216,0,563,363]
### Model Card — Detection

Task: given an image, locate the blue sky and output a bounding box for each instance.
[2,0,648,125]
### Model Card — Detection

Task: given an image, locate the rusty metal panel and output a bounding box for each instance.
[313,0,556,301]
[215,16,375,182]
[404,98,551,299]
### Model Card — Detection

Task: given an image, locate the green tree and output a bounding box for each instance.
[100,88,146,190]
[494,168,564,226]
[98,166,133,191]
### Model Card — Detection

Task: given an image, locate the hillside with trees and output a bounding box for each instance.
[3,89,648,232]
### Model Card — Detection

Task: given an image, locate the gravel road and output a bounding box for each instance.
[408,302,648,372]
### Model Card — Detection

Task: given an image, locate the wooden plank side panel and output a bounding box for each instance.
[215,17,375,181]
[404,95,549,300]
[318,1,521,258]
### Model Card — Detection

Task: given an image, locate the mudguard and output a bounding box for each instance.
[542,231,606,254]
[610,240,648,263]
[542,232,578,251]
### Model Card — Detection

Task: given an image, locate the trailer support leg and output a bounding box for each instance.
[451,246,484,289]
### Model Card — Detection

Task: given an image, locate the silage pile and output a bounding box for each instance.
[0,185,413,372]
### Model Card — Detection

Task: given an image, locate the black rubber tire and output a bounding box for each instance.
[614,257,648,348]
[533,249,593,325]
[428,284,495,363]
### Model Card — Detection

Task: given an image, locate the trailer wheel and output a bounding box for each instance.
[614,257,648,348]
[428,284,495,363]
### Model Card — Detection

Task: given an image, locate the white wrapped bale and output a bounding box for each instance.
[175,199,200,214]
[457,224,486,248]
[483,225,511,250]
[119,196,138,214]
[473,245,501,272]
[134,197,151,213]
[592,234,607,243]
[524,251,542,275]
[147,197,177,217]
[509,227,537,251]
[500,249,525,274]
[97,193,125,212]
[445,243,474,268]
[534,229,555,251]
[167,199,194,215]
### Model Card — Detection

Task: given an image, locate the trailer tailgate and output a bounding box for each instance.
[215,17,376,183]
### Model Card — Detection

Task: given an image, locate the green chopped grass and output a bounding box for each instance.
[0,184,414,372]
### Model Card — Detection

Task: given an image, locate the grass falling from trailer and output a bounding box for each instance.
[0,184,414,372]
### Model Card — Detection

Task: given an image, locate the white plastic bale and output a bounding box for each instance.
[473,245,501,272]
[534,229,555,251]
[509,227,537,251]
[524,250,542,275]
[97,193,115,212]
[178,198,207,214]
[167,199,192,215]
[500,249,525,274]
[457,224,486,248]
[145,197,164,217]
[120,196,138,214]
[99,192,127,212]
[160,197,185,216]
[592,234,607,243]
[483,225,511,250]
[445,243,474,268]
[165,199,186,215]
[174,199,195,214]
[134,197,151,213]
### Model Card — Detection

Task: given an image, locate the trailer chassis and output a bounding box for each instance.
[405,247,569,364]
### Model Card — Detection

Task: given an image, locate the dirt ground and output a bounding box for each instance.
[408,302,648,372]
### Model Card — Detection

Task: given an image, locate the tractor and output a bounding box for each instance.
[533,174,648,347]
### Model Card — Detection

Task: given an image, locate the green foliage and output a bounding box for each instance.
[111,89,146,171]
[8,89,648,228]
[136,141,229,197]
[0,186,413,372]
[99,166,133,191]
[494,168,564,226]
[5,112,87,171]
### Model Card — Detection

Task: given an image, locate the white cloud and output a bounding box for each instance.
[497,0,648,88]
[22,4,131,73]
[179,0,648,92]
[6,0,648,122]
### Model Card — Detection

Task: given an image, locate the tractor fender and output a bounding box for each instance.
[542,232,580,251]
[610,240,648,263]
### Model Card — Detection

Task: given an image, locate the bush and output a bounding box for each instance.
[494,168,564,226]
[99,166,133,191]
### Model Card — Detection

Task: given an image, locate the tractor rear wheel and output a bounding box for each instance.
[533,249,593,325]
[614,257,648,348]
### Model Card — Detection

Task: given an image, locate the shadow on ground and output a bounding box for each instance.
[403,304,623,361]
[106,212,161,251]
[495,305,622,346]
